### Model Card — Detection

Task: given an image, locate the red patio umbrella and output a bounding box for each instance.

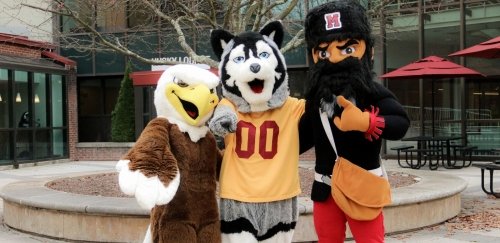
[448,36,500,59]
[381,55,484,136]
[380,56,483,79]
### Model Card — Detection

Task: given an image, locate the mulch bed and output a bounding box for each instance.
[46,168,419,198]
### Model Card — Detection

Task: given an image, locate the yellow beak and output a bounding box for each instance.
[166,83,219,126]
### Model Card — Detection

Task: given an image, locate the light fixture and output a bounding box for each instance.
[16,92,22,102]
[0,94,2,102]
[34,94,40,103]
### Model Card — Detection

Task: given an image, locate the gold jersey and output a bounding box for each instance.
[219,97,305,202]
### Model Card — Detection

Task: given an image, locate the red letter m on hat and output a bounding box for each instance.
[324,12,342,30]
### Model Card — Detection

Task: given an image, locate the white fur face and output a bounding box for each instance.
[223,41,282,110]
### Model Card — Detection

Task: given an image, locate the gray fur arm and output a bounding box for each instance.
[209,105,238,137]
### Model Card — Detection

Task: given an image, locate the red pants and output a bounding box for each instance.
[313,195,385,243]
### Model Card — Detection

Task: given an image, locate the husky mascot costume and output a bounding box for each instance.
[116,64,222,243]
[209,21,305,242]
[299,1,410,242]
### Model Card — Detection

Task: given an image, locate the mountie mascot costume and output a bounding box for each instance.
[299,1,410,242]
[209,21,305,242]
[116,64,221,243]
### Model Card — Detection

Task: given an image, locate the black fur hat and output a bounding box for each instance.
[304,0,373,52]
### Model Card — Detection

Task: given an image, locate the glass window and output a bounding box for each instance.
[466,79,500,150]
[0,131,12,164]
[16,130,32,161]
[53,128,67,157]
[78,77,121,142]
[95,47,126,74]
[35,130,51,159]
[34,73,48,128]
[1,69,68,163]
[128,32,159,71]
[0,69,7,80]
[423,4,461,137]
[0,78,9,128]
[60,35,94,75]
[52,75,65,127]
[79,79,103,115]
[15,71,30,128]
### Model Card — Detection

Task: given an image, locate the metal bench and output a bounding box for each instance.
[402,148,441,170]
[451,146,477,168]
[390,145,414,168]
[472,163,500,198]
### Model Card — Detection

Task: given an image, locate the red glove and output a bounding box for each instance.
[364,106,385,141]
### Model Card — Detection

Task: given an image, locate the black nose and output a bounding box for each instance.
[250,63,261,73]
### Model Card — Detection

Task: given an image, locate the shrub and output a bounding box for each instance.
[111,62,135,142]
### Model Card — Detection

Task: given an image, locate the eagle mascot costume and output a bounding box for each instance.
[299,1,410,242]
[116,64,222,243]
[209,21,305,242]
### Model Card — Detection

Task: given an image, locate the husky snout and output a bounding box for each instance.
[250,63,261,73]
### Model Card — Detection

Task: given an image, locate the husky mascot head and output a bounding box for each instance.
[210,21,289,113]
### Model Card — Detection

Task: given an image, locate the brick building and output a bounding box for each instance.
[0,33,78,167]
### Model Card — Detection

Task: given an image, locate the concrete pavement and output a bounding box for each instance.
[0,159,499,242]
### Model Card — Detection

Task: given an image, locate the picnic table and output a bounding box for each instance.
[399,135,463,169]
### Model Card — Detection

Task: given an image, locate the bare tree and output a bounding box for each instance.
[13,0,304,68]
[13,0,417,68]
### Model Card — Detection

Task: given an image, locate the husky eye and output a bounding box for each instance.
[318,50,330,59]
[341,46,356,55]
[173,77,188,87]
[233,56,245,63]
[259,52,270,59]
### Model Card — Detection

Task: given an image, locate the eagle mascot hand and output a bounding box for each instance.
[209,21,305,242]
[116,64,222,243]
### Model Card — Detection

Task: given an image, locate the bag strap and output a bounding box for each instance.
[320,109,338,157]
[320,109,387,178]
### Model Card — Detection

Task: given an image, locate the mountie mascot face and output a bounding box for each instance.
[305,0,377,112]
[211,21,289,113]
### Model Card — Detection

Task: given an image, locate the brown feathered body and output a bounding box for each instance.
[122,117,221,242]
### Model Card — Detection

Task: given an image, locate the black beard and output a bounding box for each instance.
[306,56,375,108]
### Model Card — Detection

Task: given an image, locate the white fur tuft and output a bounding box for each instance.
[116,159,180,210]
[134,171,180,210]
[116,160,139,196]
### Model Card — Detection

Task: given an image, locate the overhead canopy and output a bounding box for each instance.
[131,66,219,86]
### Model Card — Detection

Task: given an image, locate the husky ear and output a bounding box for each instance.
[260,21,284,48]
[210,29,234,60]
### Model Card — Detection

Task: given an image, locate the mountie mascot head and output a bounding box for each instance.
[210,21,289,113]
[304,0,377,115]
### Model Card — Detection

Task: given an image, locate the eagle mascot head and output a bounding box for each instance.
[154,64,219,142]
[304,0,377,115]
[210,21,289,113]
